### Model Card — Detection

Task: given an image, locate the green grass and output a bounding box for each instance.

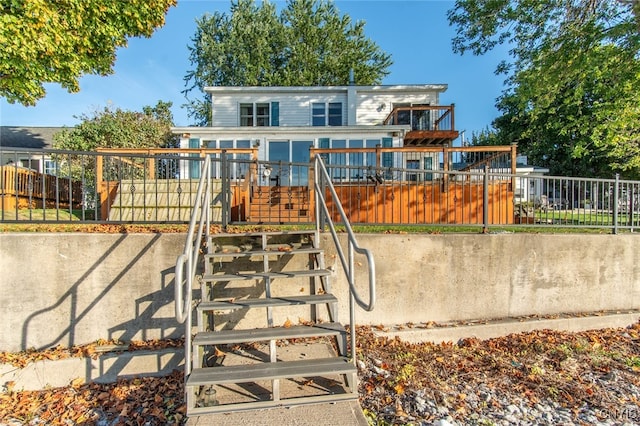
[534,209,638,226]
[0,209,632,234]
[0,209,93,221]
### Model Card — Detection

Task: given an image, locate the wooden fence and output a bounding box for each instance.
[0,165,82,210]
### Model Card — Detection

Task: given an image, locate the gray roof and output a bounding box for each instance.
[0,126,64,149]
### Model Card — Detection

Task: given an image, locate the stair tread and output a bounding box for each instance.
[197,294,338,311]
[202,269,331,281]
[208,230,316,238]
[187,356,355,386]
[205,247,321,258]
[193,322,346,345]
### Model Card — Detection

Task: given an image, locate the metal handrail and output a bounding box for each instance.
[314,154,376,312]
[174,156,211,376]
[314,155,376,311]
[314,154,375,362]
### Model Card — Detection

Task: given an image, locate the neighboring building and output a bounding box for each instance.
[514,155,550,206]
[172,85,459,182]
[0,126,61,173]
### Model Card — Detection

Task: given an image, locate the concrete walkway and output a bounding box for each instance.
[186,401,368,426]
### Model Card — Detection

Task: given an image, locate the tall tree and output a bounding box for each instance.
[448,0,640,178]
[0,0,176,106]
[183,0,392,125]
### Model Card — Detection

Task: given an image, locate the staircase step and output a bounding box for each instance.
[193,322,346,346]
[205,247,322,258]
[197,294,338,312]
[210,230,316,238]
[187,356,355,386]
[202,269,331,282]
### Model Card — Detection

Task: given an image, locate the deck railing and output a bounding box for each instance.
[0,163,82,211]
[383,105,456,131]
[2,147,640,233]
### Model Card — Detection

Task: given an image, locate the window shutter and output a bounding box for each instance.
[382,137,393,168]
[318,138,330,163]
[271,102,279,126]
[319,138,330,149]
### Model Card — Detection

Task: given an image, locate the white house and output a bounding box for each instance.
[172,84,459,183]
[0,126,60,174]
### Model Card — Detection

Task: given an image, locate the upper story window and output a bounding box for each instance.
[312,102,342,126]
[240,103,270,126]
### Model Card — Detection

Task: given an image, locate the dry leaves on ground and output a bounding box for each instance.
[0,339,183,369]
[2,324,640,425]
[357,322,640,424]
[0,370,186,425]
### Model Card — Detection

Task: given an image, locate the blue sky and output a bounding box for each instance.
[0,0,509,142]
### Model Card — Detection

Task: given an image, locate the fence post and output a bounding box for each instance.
[483,165,489,234]
[442,145,450,192]
[308,149,316,223]
[221,150,229,231]
[613,173,619,234]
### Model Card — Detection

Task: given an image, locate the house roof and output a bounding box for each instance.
[0,126,63,149]
[204,84,448,95]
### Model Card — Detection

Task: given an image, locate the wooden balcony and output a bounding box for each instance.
[383,105,459,146]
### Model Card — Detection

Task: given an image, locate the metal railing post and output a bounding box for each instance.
[483,165,489,233]
[613,173,620,234]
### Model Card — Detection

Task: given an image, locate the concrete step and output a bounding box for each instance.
[185,401,368,425]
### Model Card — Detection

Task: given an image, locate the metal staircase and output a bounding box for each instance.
[175,155,375,416]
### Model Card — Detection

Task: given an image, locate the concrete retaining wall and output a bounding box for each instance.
[1,233,639,352]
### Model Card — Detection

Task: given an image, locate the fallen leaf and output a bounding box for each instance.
[395,400,407,416]
[70,377,84,387]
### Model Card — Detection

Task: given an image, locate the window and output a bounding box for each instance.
[319,138,379,181]
[392,103,431,130]
[407,159,420,182]
[203,139,252,180]
[328,102,342,126]
[240,103,271,126]
[44,160,57,176]
[312,103,325,126]
[312,102,343,126]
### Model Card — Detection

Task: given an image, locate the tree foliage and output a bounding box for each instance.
[184,0,392,125]
[449,0,640,178]
[0,0,176,106]
[53,101,177,151]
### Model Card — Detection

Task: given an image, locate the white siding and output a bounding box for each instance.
[211,92,348,127]
[208,86,445,128]
[355,92,440,125]
[211,95,239,127]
